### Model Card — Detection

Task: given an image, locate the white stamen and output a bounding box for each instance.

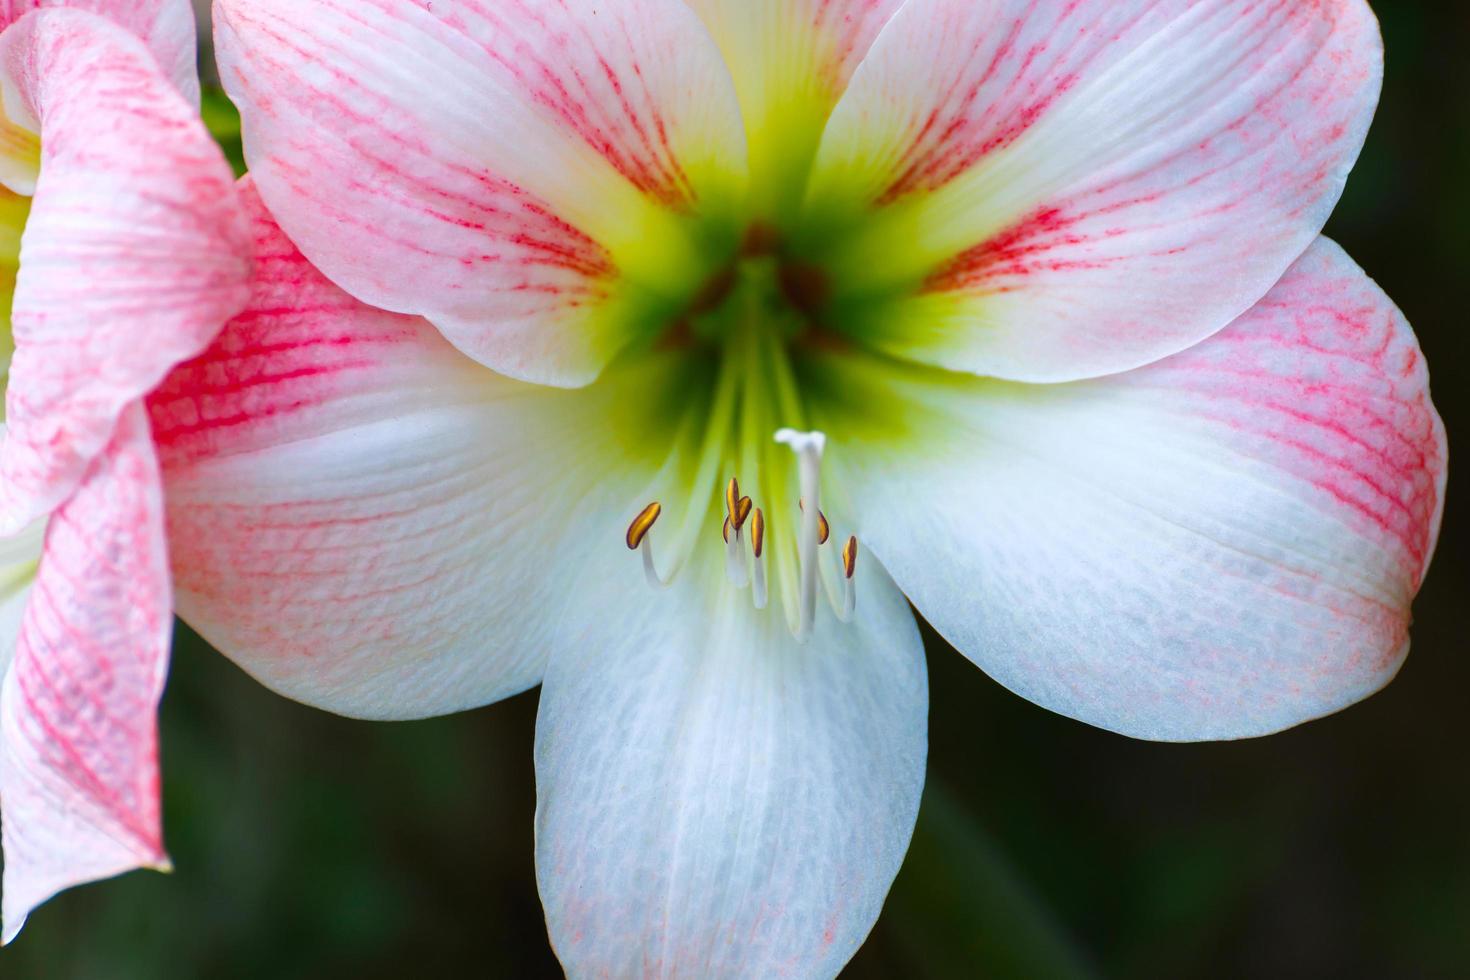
[640,534,670,589]
[627,503,671,589]
[776,429,827,639]
[841,535,858,619]
[752,548,768,609]
[816,546,850,623]
[725,522,750,588]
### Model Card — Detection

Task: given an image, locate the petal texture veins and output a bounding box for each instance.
[0,0,201,101]
[807,0,1383,383]
[1,402,172,943]
[214,0,748,387]
[535,554,927,979]
[820,239,1444,741]
[0,8,250,531]
[156,182,681,719]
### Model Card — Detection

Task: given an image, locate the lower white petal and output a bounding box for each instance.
[535,551,927,979]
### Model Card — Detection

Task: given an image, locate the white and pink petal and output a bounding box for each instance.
[0,0,201,101]
[155,182,695,719]
[0,8,249,532]
[1,402,173,943]
[215,0,748,387]
[816,239,1444,741]
[805,0,1384,383]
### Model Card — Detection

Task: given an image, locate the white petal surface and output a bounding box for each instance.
[1,402,172,943]
[806,0,1383,383]
[536,553,927,979]
[155,183,690,719]
[816,239,1444,741]
[0,8,249,531]
[215,0,747,386]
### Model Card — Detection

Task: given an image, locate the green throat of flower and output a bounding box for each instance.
[615,217,873,639]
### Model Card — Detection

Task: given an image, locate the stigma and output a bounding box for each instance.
[623,428,860,638]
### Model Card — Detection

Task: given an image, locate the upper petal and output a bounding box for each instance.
[215,0,748,387]
[0,8,250,531]
[535,551,927,978]
[803,0,1383,382]
[815,238,1444,741]
[0,0,201,101]
[684,0,904,213]
[1,401,172,943]
[154,181,695,720]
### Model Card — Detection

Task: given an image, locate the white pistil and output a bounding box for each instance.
[776,428,827,639]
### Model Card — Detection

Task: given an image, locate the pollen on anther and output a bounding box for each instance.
[626,502,661,550]
[751,508,765,558]
[799,498,832,545]
[722,516,732,544]
[726,478,740,523]
[735,496,753,530]
[843,536,859,579]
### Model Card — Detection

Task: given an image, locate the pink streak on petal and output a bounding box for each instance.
[1,401,172,943]
[213,0,745,386]
[0,8,250,533]
[1131,244,1445,589]
[149,178,472,468]
[837,238,1444,741]
[815,0,1383,383]
[153,179,554,719]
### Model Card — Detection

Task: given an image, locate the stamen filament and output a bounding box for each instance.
[627,503,672,589]
[641,535,669,590]
[842,536,858,620]
[725,519,750,588]
[750,508,768,609]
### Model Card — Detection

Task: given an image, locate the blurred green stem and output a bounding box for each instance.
[885,781,1097,979]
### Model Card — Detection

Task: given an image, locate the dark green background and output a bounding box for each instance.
[6,1,1469,976]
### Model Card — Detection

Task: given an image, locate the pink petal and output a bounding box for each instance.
[1,401,172,943]
[0,0,201,100]
[823,238,1445,740]
[154,181,675,719]
[0,8,250,533]
[806,0,1383,383]
[214,0,748,387]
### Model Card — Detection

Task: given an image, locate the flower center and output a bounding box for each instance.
[619,227,861,638]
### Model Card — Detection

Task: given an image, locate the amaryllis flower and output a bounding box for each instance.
[183,0,1443,974]
[0,0,250,943]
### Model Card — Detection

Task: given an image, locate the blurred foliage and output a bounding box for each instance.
[201,88,245,177]
[5,1,1470,977]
